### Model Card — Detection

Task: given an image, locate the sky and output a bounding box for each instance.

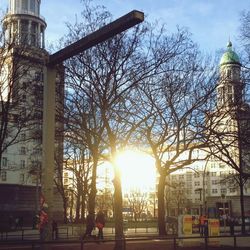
[1,0,250,55]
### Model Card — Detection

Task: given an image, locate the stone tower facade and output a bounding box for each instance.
[0,0,64,228]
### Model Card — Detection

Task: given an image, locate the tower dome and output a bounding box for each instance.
[220,41,241,66]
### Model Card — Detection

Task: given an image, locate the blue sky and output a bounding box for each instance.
[1,0,250,54]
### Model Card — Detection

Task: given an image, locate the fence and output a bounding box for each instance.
[0,224,160,241]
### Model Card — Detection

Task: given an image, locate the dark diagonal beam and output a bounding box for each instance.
[48,10,144,66]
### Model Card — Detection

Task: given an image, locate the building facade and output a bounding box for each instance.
[0,0,64,228]
[167,42,250,219]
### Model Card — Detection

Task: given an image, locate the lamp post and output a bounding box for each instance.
[221,194,226,233]
[41,10,144,248]
[195,188,203,216]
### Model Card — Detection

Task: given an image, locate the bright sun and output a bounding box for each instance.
[115,150,156,191]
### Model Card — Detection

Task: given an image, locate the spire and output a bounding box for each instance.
[227,39,232,50]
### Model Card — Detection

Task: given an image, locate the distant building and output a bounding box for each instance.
[167,42,250,219]
[0,0,64,227]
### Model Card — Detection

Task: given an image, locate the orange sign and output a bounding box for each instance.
[183,215,193,235]
[209,219,220,236]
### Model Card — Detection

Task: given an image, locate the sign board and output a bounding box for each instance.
[183,215,193,235]
[209,219,220,236]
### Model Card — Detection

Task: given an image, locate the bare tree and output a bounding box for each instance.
[165,180,189,216]
[127,189,148,222]
[137,45,217,235]
[60,2,179,247]
[62,141,93,223]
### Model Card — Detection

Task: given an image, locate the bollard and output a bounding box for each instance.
[80,238,84,250]
[204,236,208,250]
[234,236,237,248]
[173,237,177,250]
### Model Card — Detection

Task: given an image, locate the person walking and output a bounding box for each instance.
[95,210,105,240]
[52,220,58,239]
[83,214,95,239]
[228,216,235,236]
[199,215,207,236]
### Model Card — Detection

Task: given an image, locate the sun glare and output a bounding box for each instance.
[115,150,156,191]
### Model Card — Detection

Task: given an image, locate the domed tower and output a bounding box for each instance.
[217,41,243,109]
[2,0,46,48]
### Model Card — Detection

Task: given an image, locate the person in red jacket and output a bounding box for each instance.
[95,210,105,240]
[199,215,207,236]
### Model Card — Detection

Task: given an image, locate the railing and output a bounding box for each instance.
[0,235,250,250]
[0,225,159,241]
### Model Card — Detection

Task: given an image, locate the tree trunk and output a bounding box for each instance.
[88,157,98,216]
[81,193,86,222]
[75,190,81,222]
[158,174,167,236]
[113,160,124,250]
[63,197,68,223]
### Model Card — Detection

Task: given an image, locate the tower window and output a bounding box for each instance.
[20,160,25,169]
[20,173,25,183]
[20,20,29,44]
[30,0,36,12]
[20,147,26,155]
[226,69,231,79]
[2,157,8,168]
[21,0,28,11]
[1,171,7,181]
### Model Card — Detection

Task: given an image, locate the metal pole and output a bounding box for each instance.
[41,66,56,244]
[223,198,226,233]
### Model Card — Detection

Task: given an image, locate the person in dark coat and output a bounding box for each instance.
[95,210,105,240]
[228,216,235,236]
[52,220,58,239]
[83,214,95,239]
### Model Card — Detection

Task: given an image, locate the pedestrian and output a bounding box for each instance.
[228,216,235,236]
[32,215,39,229]
[52,220,58,239]
[83,214,95,239]
[8,215,13,230]
[199,214,206,236]
[95,210,105,240]
[15,217,19,230]
[204,219,209,237]
[19,216,23,229]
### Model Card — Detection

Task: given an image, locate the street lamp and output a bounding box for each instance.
[221,194,227,233]
[195,188,203,216]
[41,10,144,245]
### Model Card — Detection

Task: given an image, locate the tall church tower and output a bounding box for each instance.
[217,41,243,110]
[0,0,64,226]
[216,41,250,180]
[2,0,46,48]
